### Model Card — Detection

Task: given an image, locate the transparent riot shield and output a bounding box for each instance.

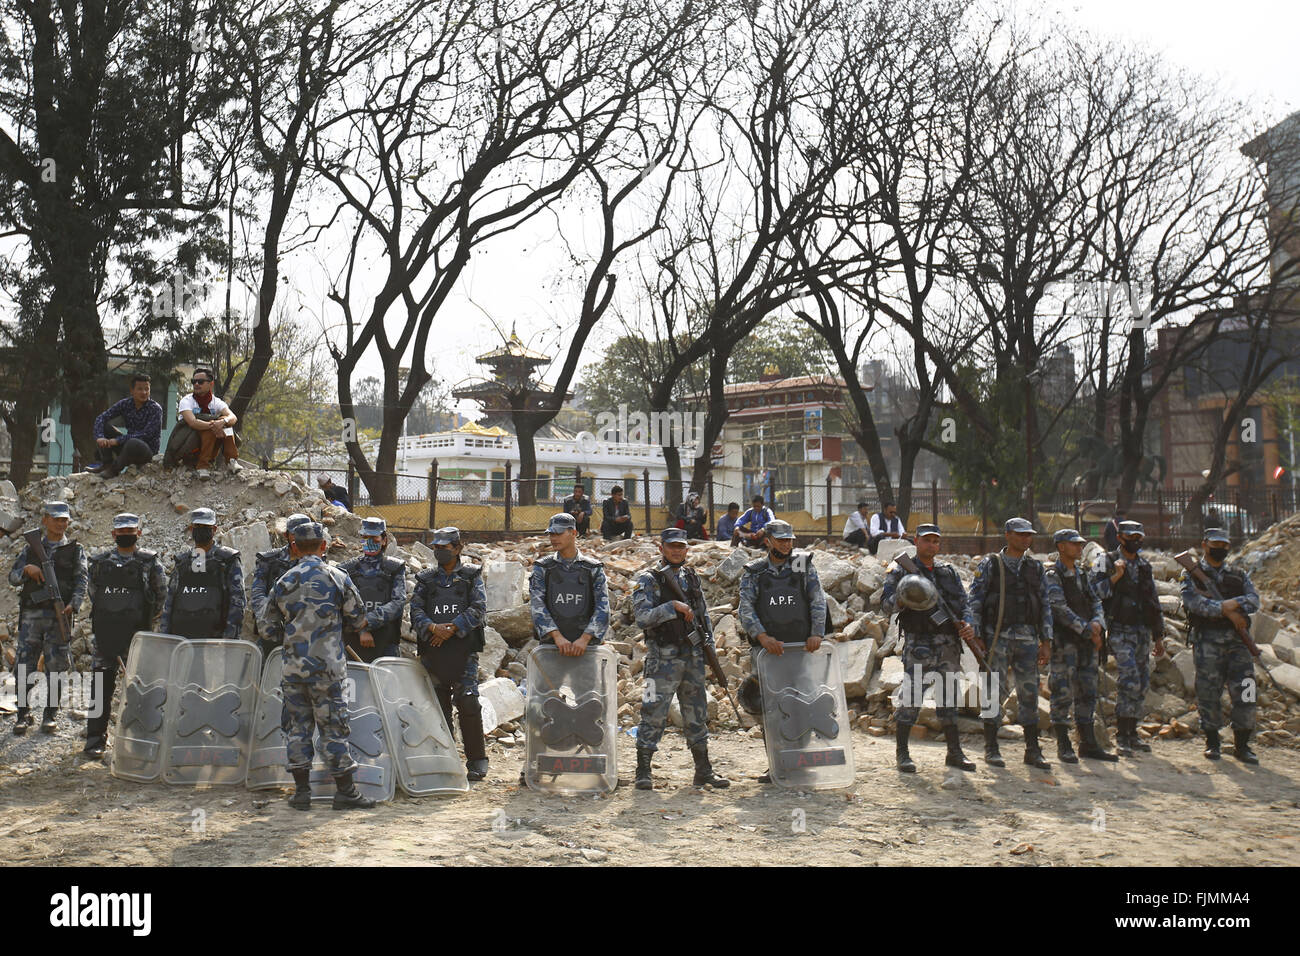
[756,643,856,790]
[110,632,186,783]
[246,647,291,791]
[524,644,617,795]
[161,640,261,785]
[371,657,468,797]
[304,662,395,804]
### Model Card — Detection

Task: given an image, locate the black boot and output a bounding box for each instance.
[1115,717,1135,757]
[1023,724,1051,769]
[82,716,107,758]
[635,747,654,790]
[39,706,58,734]
[288,768,312,810]
[457,695,488,781]
[1203,728,1221,760]
[757,769,773,784]
[983,720,1005,767]
[943,724,975,771]
[332,770,376,810]
[690,742,729,787]
[1076,722,1118,762]
[1131,722,1151,753]
[1232,727,1258,765]
[1053,724,1078,764]
[896,723,916,773]
[12,708,32,736]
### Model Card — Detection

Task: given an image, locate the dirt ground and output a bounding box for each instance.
[1,724,1297,866]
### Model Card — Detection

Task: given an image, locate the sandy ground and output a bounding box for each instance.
[1,720,1297,867]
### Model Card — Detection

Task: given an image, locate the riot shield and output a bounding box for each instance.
[246,647,291,791]
[110,632,186,783]
[304,662,395,804]
[161,640,261,786]
[371,657,468,797]
[524,644,617,795]
[756,643,856,790]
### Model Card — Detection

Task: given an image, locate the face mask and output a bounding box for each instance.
[114,534,138,549]
[1207,546,1229,562]
[434,548,456,566]
[192,526,215,545]
[1121,538,1141,554]
[363,538,382,555]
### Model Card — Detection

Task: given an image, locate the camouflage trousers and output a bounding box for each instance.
[1192,630,1256,731]
[1107,625,1152,720]
[15,609,70,710]
[281,678,357,775]
[895,631,962,726]
[637,641,710,750]
[981,624,1041,726]
[1048,638,1100,725]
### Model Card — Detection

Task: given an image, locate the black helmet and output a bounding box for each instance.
[738,675,763,715]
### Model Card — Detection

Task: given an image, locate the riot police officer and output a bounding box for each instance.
[339,517,406,663]
[8,501,87,735]
[529,513,610,655]
[965,517,1053,770]
[249,513,311,659]
[1044,528,1117,763]
[632,527,729,790]
[1180,528,1261,764]
[160,508,245,640]
[265,522,374,810]
[881,523,976,773]
[1091,519,1164,757]
[411,526,489,781]
[82,513,168,757]
[736,519,827,782]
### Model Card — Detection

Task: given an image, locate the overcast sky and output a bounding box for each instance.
[281,0,1300,420]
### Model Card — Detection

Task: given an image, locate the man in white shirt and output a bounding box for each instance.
[868,502,905,555]
[177,367,241,479]
[843,500,871,547]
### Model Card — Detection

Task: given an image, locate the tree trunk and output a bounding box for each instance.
[514,412,540,507]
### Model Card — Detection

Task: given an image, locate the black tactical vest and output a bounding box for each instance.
[645,565,701,645]
[980,553,1043,628]
[541,556,596,642]
[90,550,157,645]
[1058,566,1093,621]
[898,563,963,637]
[1103,549,1160,627]
[19,538,80,610]
[417,564,486,652]
[343,556,404,647]
[1187,564,1252,633]
[169,546,236,639]
[257,547,294,592]
[749,558,811,644]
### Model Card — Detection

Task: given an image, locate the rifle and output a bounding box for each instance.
[1173,551,1261,658]
[655,565,744,722]
[22,530,72,646]
[895,553,988,671]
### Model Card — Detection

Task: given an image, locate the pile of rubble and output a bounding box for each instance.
[2,458,1298,748]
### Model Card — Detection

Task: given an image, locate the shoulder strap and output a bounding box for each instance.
[456,561,482,579]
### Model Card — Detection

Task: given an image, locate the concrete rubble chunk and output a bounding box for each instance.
[838,638,877,698]
[478,626,509,678]
[713,546,751,584]
[220,521,271,577]
[1251,611,1282,646]
[477,677,526,733]
[1268,662,1300,697]
[875,539,916,565]
[485,603,535,648]
[826,593,850,629]
[483,559,529,612]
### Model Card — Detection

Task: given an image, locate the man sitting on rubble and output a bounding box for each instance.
[175,368,242,479]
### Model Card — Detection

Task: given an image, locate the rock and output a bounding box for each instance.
[713,614,738,647]
[1271,631,1296,664]
[483,559,529,612]
[854,564,883,594]
[409,540,440,566]
[839,638,877,697]
[878,656,904,694]
[273,477,293,496]
[1170,649,1197,695]
[875,539,916,565]
[810,552,855,593]
[1143,689,1188,721]
[1158,594,1183,618]
[485,603,535,647]
[713,547,751,584]
[1252,611,1283,646]
[0,480,16,498]
[220,521,271,577]
[1268,662,1300,697]
[477,677,526,732]
[1145,553,1181,581]
[825,594,850,629]
[478,626,509,678]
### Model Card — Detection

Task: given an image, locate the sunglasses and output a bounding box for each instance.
[191,378,211,384]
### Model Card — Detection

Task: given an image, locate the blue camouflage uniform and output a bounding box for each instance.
[1180,559,1260,732]
[528,552,609,645]
[339,552,408,661]
[266,553,369,773]
[633,563,714,751]
[1091,551,1163,720]
[965,550,1052,725]
[9,535,88,705]
[160,546,246,639]
[882,558,968,725]
[1044,559,1105,726]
